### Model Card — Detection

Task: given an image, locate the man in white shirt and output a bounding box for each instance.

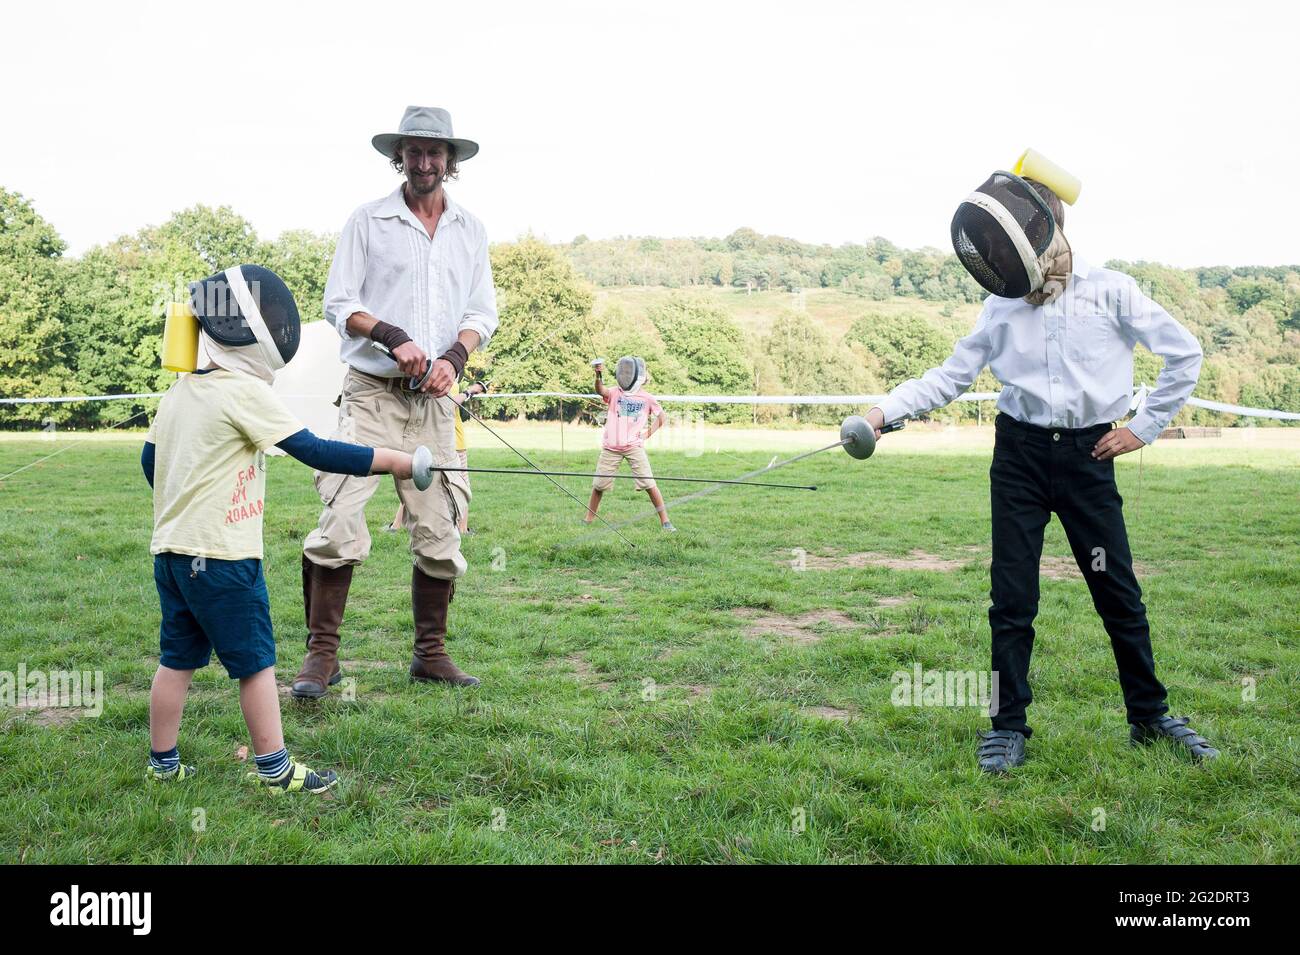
[294,106,499,697]
[868,177,1219,771]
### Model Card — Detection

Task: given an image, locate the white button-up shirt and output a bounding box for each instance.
[324,185,499,377]
[876,256,1203,445]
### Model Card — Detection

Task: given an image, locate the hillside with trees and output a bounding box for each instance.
[1,188,1296,430]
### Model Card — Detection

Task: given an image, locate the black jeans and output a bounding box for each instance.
[988,414,1168,737]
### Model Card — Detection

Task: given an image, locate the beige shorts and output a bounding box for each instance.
[303,369,469,580]
[592,446,656,492]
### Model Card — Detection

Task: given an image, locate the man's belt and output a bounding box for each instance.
[350,367,426,394]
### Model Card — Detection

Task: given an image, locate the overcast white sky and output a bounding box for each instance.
[2,0,1296,267]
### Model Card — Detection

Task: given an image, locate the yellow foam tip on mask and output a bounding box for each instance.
[161,301,199,373]
[1012,148,1082,206]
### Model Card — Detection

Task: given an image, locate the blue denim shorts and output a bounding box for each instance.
[153,553,276,679]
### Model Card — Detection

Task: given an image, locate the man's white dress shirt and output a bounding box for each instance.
[324,186,499,377]
[875,256,1203,445]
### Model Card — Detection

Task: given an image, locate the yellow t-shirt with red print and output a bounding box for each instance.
[147,369,302,560]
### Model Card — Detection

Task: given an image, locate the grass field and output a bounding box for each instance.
[1,425,1298,863]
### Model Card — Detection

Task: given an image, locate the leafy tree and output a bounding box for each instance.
[820,246,872,287]
[155,205,266,272]
[62,219,216,427]
[265,230,336,325]
[762,310,870,423]
[480,236,599,419]
[731,252,770,291]
[845,311,952,385]
[725,228,762,251]
[1131,344,1164,392]
[0,189,71,426]
[1240,362,1300,418]
[647,296,753,422]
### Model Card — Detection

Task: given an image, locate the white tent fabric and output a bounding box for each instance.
[270,320,349,438]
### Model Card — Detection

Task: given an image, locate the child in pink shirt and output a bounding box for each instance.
[584,357,674,531]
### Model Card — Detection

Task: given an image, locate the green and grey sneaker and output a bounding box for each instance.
[146,763,196,783]
[249,761,339,795]
[661,522,677,532]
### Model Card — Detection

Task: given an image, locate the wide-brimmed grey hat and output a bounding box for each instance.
[371,106,479,162]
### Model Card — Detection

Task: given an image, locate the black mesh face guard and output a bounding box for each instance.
[188,265,301,364]
[950,171,1056,298]
[615,355,646,391]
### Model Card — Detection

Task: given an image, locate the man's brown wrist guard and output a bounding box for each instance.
[439,341,469,378]
[370,320,412,353]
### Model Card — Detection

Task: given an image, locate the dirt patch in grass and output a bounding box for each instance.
[559,653,614,691]
[527,591,606,606]
[794,550,969,572]
[1038,555,1154,580]
[8,712,80,732]
[800,705,856,721]
[792,549,1151,580]
[1040,556,1082,580]
[3,694,85,727]
[734,607,857,645]
[683,684,714,700]
[575,579,620,593]
[875,595,912,607]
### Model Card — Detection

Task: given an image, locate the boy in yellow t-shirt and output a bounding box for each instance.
[143,265,427,794]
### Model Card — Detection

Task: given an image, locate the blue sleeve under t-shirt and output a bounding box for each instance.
[275,429,374,475]
[141,428,373,487]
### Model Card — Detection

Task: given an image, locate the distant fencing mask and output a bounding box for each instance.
[615,355,647,392]
[188,265,301,383]
[951,151,1080,306]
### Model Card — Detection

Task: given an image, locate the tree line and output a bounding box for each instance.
[566,229,986,302]
[1,188,1296,431]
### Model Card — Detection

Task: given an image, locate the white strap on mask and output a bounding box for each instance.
[223,266,285,371]
[962,191,1046,295]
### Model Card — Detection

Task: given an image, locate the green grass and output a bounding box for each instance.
[0,431,1297,863]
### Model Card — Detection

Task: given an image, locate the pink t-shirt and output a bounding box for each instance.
[601,387,663,452]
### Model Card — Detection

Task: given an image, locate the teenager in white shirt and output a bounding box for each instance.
[868,175,1219,772]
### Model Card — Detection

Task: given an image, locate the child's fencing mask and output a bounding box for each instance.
[615,355,647,392]
[188,265,302,383]
[951,171,1068,301]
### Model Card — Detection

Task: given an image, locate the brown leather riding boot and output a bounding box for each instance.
[292,555,354,699]
[410,568,479,686]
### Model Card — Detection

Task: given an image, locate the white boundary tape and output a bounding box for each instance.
[0,392,165,404]
[1183,396,1300,421]
[462,391,1006,404]
[1,390,1297,419]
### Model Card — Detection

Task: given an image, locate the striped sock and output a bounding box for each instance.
[255,747,292,782]
[149,747,180,773]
